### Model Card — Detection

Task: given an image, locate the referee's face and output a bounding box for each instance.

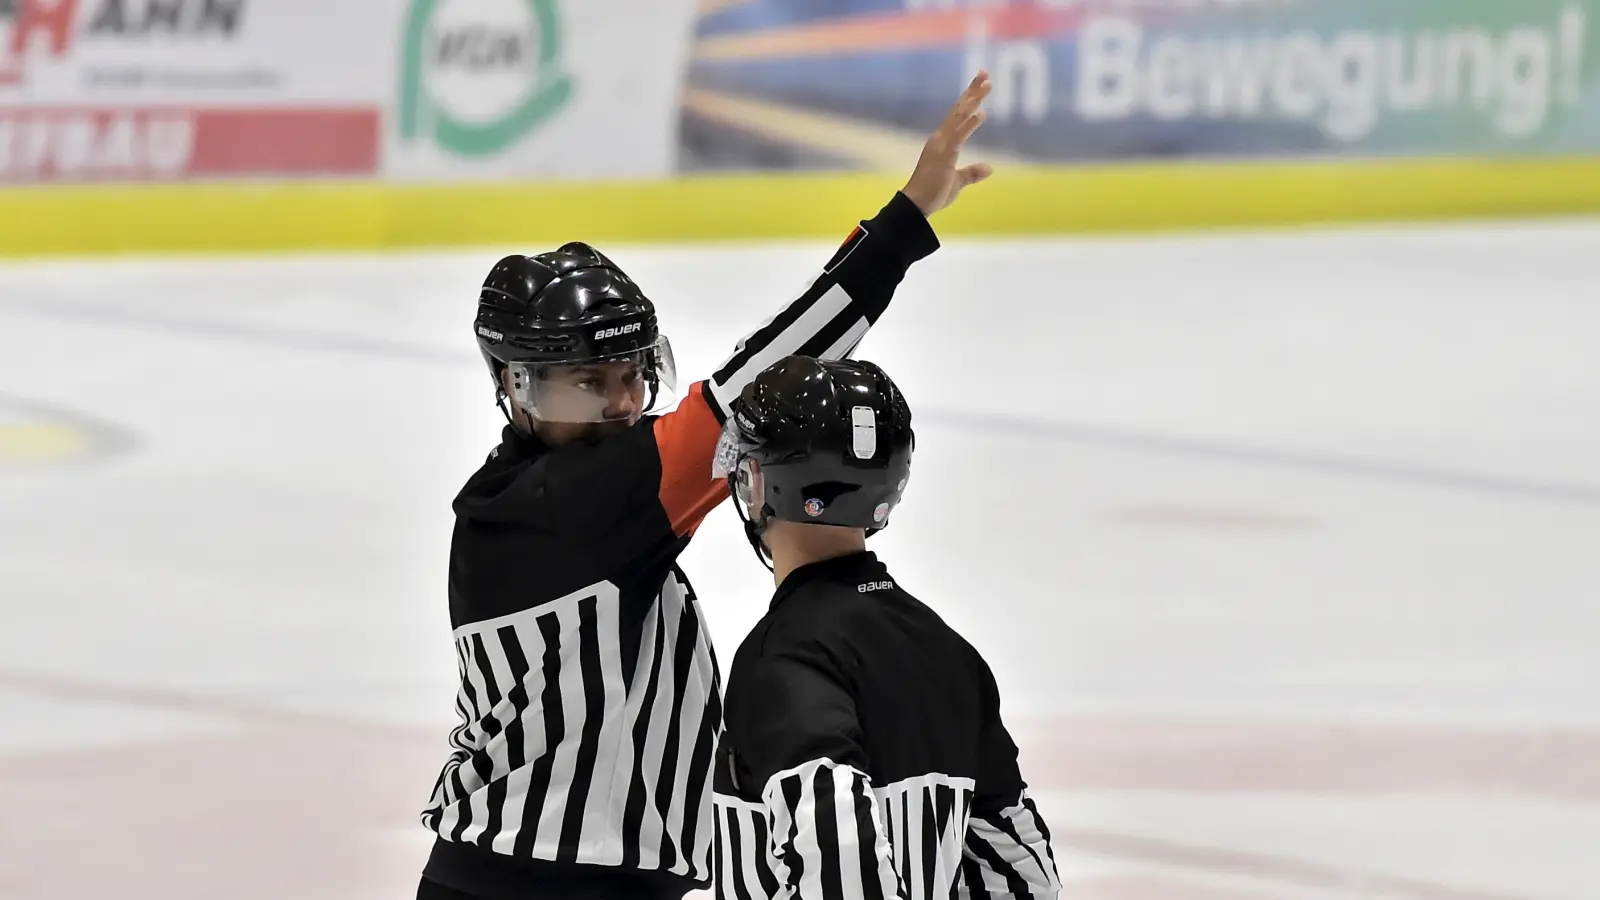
[533,361,646,444]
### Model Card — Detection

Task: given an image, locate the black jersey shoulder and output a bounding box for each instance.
[720,552,997,794]
[753,552,980,680]
[446,419,683,629]
[452,421,665,530]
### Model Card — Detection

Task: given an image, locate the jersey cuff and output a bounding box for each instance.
[699,379,730,425]
[880,191,941,264]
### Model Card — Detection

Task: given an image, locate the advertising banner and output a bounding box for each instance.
[0,0,699,184]
[386,0,698,181]
[678,0,1600,171]
[7,1,1598,185]
[0,0,390,183]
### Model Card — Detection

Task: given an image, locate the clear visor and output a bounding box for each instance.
[713,414,767,516]
[507,336,678,424]
[711,412,760,479]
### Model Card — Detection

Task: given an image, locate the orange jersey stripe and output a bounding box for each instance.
[692,7,1087,62]
[655,382,731,538]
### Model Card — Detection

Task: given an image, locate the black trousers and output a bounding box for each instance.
[420,838,696,900]
[417,878,481,900]
[418,875,694,900]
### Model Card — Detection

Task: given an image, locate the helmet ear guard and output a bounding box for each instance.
[727,457,778,571]
[723,452,911,573]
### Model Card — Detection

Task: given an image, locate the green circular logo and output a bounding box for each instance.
[399,0,575,157]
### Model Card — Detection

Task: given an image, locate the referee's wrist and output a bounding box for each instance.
[883,191,941,261]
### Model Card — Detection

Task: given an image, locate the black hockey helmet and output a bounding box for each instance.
[713,356,914,567]
[473,243,676,424]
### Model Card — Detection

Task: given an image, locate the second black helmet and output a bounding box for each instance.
[715,356,915,544]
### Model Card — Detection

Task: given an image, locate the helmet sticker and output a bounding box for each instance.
[851,405,877,460]
[804,498,825,517]
[873,502,890,523]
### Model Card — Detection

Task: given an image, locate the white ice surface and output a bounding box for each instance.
[2,218,1597,899]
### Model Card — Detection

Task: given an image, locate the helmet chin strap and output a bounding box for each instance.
[496,388,540,439]
[728,475,776,572]
[743,518,774,573]
[496,389,516,425]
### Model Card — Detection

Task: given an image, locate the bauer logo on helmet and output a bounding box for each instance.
[594,322,643,340]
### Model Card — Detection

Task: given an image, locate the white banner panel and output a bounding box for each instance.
[0,0,698,183]
[384,0,699,180]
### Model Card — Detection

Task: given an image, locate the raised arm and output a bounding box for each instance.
[653,71,995,538]
[651,194,934,537]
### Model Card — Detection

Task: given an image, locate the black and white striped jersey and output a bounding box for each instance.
[420,193,941,900]
[711,552,1061,900]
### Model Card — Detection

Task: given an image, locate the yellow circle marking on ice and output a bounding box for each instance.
[0,423,88,462]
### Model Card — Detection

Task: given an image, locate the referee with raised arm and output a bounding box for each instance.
[416,74,995,900]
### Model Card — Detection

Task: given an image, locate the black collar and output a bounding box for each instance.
[496,422,547,461]
[770,550,886,611]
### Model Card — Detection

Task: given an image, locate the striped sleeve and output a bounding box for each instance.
[955,790,1061,900]
[762,758,910,900]
[702,191,939,419]
[958,650,1062,898]
[713,791,783,900]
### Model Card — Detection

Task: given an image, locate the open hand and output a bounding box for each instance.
[902,70,995,217]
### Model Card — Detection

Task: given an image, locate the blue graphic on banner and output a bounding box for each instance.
[677,0,1600,171]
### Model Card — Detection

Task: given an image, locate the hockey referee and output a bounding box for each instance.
[416,74,996,900]
[707,356,1061,900]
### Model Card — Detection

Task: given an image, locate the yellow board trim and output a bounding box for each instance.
[4,157,1600,257]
